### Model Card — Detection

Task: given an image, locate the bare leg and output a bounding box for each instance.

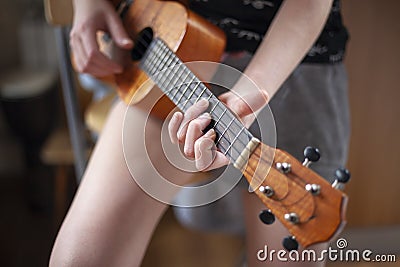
[50,100,194,266]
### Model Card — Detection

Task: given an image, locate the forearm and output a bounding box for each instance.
[242,0,333,100]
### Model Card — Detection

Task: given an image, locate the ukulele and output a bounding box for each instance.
[98,0,351,250]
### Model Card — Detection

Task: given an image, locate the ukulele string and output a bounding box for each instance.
[114,2,316,224]
[131,30,255,164]
[141,34,316,224]
[133,31,281,192]
[140,38,252,155]
[113,0,257,155]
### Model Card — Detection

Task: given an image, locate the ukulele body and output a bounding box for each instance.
[112,0,226,119]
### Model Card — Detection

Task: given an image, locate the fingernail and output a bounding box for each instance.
[199,112,211,119]
[184,144,192,156]
[171,112,178,121]
[205,129,216,138]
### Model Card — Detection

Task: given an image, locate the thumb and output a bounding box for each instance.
[106,13,133,49]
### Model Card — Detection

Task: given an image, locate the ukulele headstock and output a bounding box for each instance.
[242,143,350,250]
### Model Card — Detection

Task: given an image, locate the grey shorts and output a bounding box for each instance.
[173,53,351,235]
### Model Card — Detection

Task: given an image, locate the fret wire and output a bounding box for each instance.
[209,99,220,114]
[146,50,159,78]
[198,92,253,160]
[217,135,242,160]
[142,39,256,163]
[179,76,197,110]
[215,123,245,156]
[211,109,244,152]
[165,51,176,68]
[216,114,235,145]
[153,41,205,106]
[176,85,188,109]
[163,62,181,98]
[145,52,159,81]
[145,42,238,152]
[170,65,186,101]
[222,126,246,157]
[155,44,172,86]
[161,52,180,90]
[172,76,237,148]
[150,42,179,97]
[170,48,250,159]
[212,100,251,146]
[181,81,200,110]
[175,68,192,105]
[153,41,167,78]
[158,43,182,96]
[194,85,210,102]
[145,42,160,76]
[221,139,244,162]
[213,106,228,128]
[152,47,168,83]
[152,43,166,80]
[172,64,190,101]
[149,40,162,70]
[159,43,171,69]
[141,42,156,74]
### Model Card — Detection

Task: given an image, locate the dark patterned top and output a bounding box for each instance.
[189,0,349,63]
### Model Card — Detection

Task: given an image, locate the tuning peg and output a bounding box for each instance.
[282,236,299,251]
[332,168,351,190]
[276,162,291,174]
[305,183,321,195]
[284,212,300,224]
[302,146,321,167]
[259,209,275,225]
[259,185,275,198]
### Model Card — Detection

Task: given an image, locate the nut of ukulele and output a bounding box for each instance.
[332,168,351,190]
[302,146,321,167]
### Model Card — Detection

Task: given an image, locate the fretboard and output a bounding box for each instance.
[139,38,255,165]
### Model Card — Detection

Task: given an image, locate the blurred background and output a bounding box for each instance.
[0,0,399,266]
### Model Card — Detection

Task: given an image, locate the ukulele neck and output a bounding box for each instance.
[139,38,259,168]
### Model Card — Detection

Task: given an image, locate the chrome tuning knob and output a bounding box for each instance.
[302,146,320,167]
[332,168,351,190]
[305,183,321,195]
